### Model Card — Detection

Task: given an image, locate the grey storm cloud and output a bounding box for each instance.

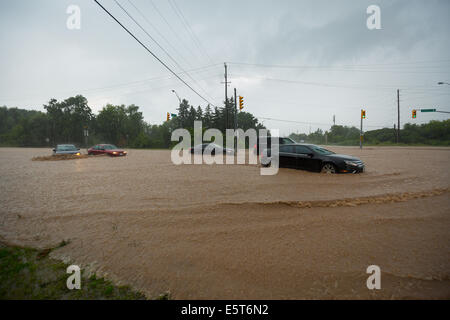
[0,0,449,134]
[222,0,450,65]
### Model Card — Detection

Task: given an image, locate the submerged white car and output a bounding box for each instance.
[53,144,81,155]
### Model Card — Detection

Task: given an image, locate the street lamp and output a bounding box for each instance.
[437,82,450,85]
[171,89,181,104]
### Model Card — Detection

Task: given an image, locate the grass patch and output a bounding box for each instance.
[0,242,146,300]
[157,291,171,300]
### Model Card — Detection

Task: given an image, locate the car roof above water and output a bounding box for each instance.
[283,143,315,146]
[56,144,76,147]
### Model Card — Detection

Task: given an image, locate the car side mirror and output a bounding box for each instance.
[52,149,56,152]
[308,153,314,158]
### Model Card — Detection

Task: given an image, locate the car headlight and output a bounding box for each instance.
[75,152,81,156]
[344,160,358,166]
[113,152,117,155]
[123,151,127,154]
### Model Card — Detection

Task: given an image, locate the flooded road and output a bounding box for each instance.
[0,146,449,299]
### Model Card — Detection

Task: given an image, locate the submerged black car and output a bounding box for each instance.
[261,144,364,173]
[190,143,234,155]
[253,136,296,155]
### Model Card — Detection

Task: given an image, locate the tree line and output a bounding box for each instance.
[1,94,448,148]
[289,120,450,146]
[0,95,265,148]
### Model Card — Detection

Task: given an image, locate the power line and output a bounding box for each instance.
[228,60,450,74]
[148,0,203,65]
[0,64,221,102]
[0,73,223,105]
[228,59,450,69]
[231,75,397,91]
[233,74,450,93]
[93,0,216,107]
[113,0,216,102]
[257,116,390,129]
[167,0,214,65]
[126,0,194,69]
[89,74,222,101]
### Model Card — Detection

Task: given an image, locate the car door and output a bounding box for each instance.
[295,145,321,171]
[279,145,295,168]
[294,145,314,170]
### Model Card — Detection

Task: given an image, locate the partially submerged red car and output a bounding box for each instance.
[87,144,127,157]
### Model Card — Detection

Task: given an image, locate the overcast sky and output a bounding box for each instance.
[1,0,449,135]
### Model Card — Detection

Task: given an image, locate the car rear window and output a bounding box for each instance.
[57,145,77,151]
[104,145,118,150]
[295,146,311,154]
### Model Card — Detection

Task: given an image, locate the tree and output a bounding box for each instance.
[176,99,190,128]
[237,111,264,131]
[195,106,203,121]
[96,104,128,145]
[203,104,212,128]
[125,104,145,146]
[43,95,92,145]
[187,106,197,127]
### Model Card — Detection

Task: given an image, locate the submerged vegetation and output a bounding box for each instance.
[0,242,146,300]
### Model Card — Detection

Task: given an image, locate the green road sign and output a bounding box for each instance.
[171,113,177,117]
[420,109,436,112]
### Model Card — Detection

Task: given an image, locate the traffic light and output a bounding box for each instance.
[167,112,170,121]
[412,109,417,119]
[239,96,244,110]
[361,109,366,119]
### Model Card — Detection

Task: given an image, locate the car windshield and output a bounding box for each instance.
[103,145,118,150]
[309,145,335,155]
[57,145,77,151]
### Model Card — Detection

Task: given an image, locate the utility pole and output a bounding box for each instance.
[224,63,229,129]
[393,124,396,141]
[333,115,335,126]
[83,125,89,149]
[397,89,400,143]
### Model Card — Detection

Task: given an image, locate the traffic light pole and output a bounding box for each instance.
[412,108,449,119]
[234,88,237,131]
[420,109,450,114]
[234,88,237,153]
[360,111,363,150]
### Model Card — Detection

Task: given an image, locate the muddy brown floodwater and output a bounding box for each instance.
[0,146,449,299]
